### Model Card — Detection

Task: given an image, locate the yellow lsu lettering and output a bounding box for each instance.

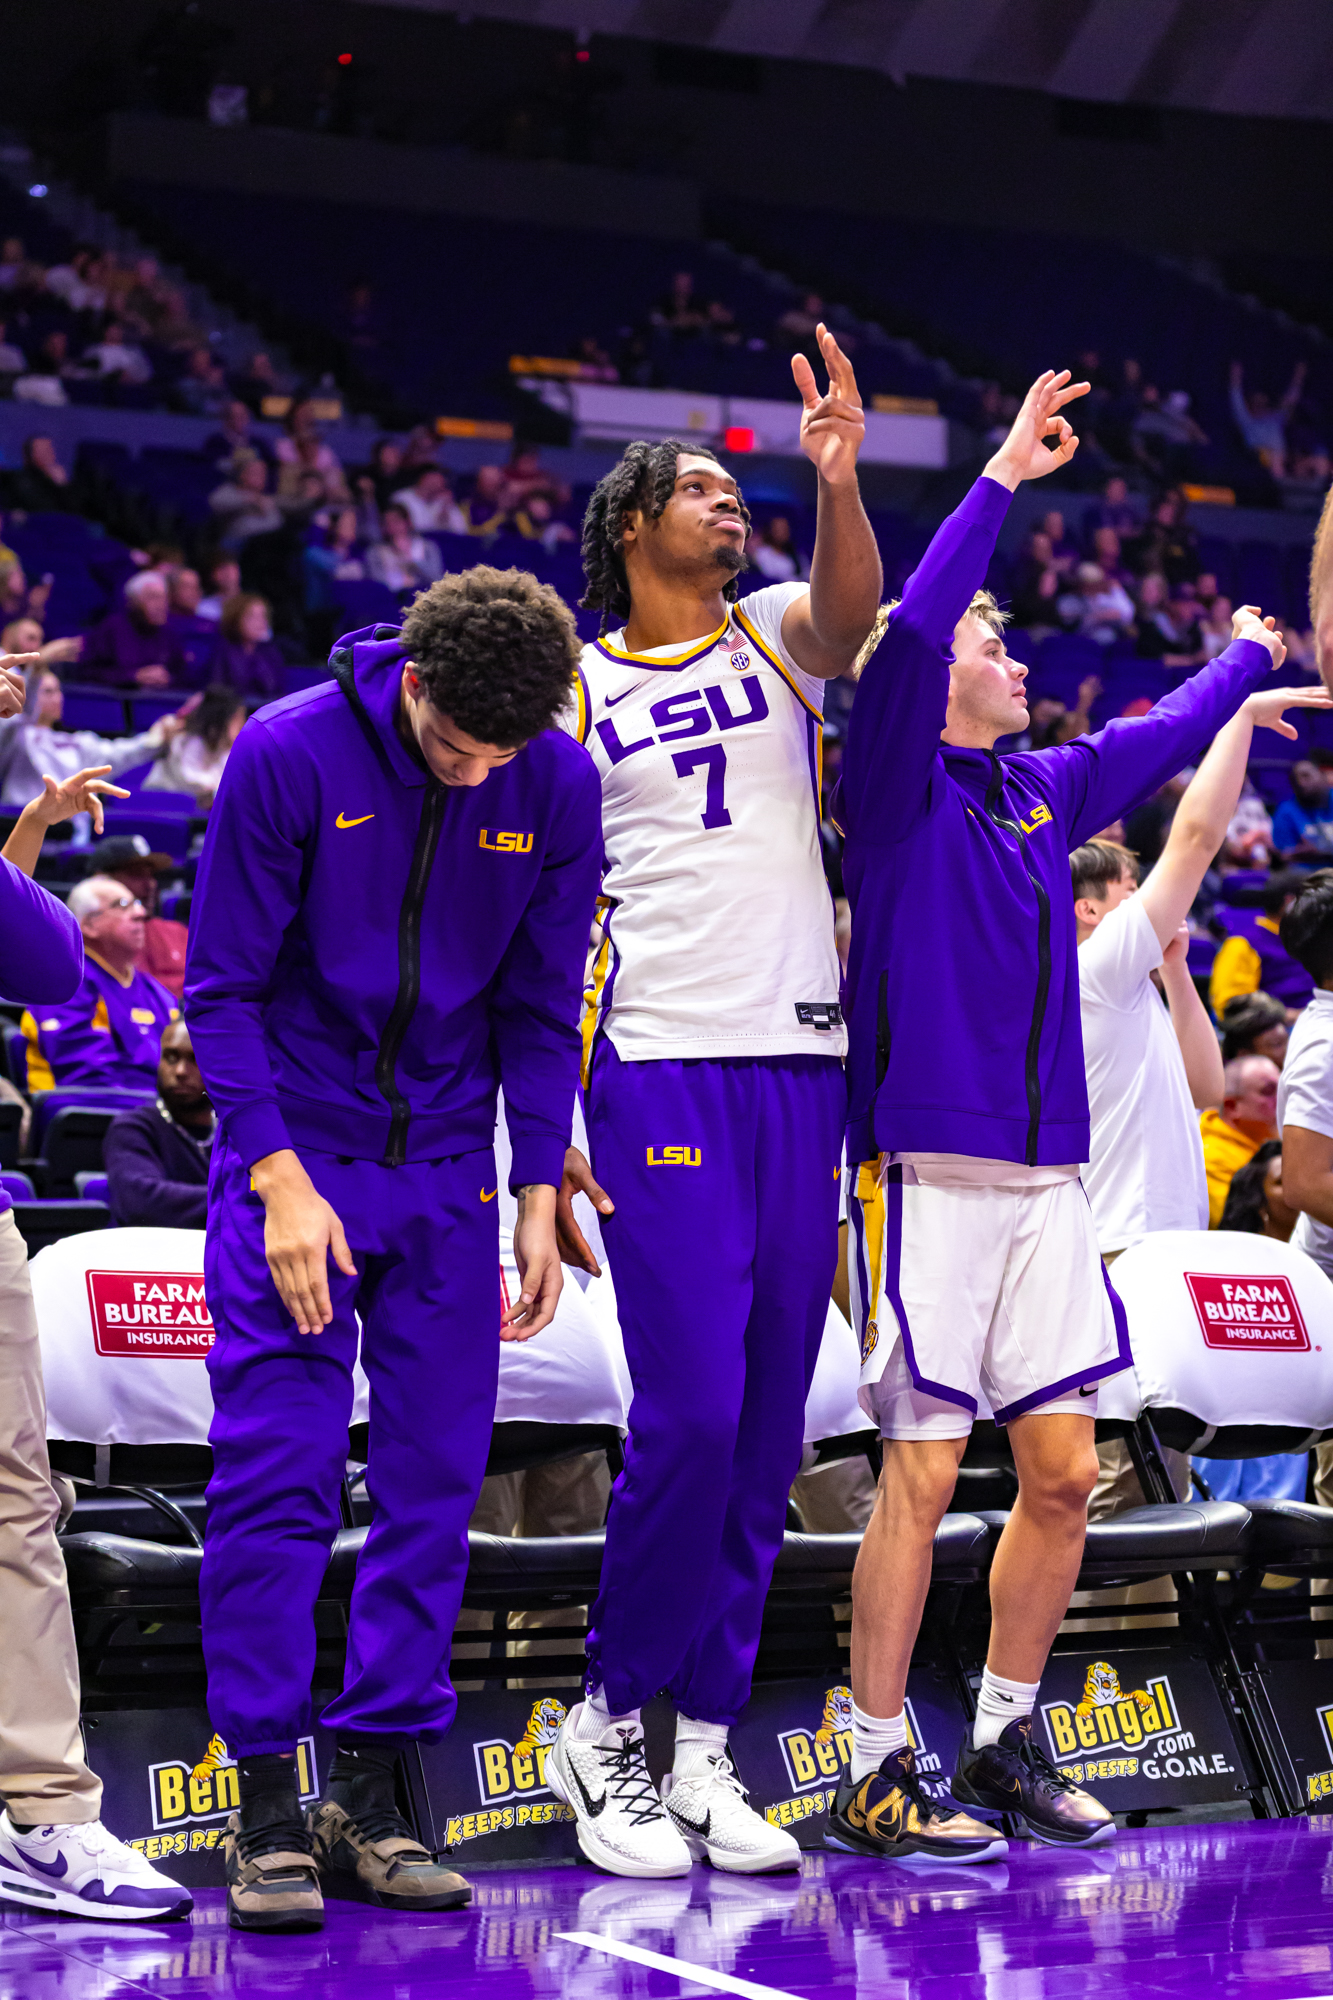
[646,1146,702,1167]
[479,829,535,853]
[1020,804,1054,835]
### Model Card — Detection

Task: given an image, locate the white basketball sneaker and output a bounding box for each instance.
[0,1811,193,1920]
[545,1704,692,1879]
[661,1755,802,1874]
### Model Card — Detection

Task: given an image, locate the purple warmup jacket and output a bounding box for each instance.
[183,625,603,1186]
[838,475,1273,1169]
[0,858,84,1218]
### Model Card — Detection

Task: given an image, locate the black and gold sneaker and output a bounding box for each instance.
[825,1747,1008,1864]
[953,1717,1116,1847]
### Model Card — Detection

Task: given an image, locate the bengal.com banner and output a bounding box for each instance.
[129,1735,320,1863]
[85,1268,214,1357]
[1034,1651,1248,1810]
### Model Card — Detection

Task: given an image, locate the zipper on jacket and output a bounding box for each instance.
[983,754,1051,1166]
[375,779,447,1165]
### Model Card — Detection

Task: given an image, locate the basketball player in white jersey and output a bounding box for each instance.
[541,331,891,1876]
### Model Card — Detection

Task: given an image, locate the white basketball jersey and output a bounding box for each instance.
[566,582,845,1069]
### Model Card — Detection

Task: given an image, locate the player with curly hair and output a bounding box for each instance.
[542,329,883,1877]
[183,565,602,1931]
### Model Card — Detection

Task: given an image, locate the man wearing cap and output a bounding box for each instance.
[21,875,177,1093]
[90,836,188,1001]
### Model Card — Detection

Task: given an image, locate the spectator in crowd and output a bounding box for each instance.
[1038,508,1078,574]
[144,684,246,811]
[1230,360,1307,481]
[8,435,76,512]
[513,493,574,551]
[103,1021,213,1228]
[202,399,261,468]
[175,345,230,418]
[82,571,189,689]
[1199,594,1237,660]
[81,321,152,388]
[1219,774,1275,869]
[1123,768,1192,868]
[463,464,509,536]
[656,270,708,334]
[1086,473,1140,541]
[1088,525,1133,587]
[1132,387,1209,483]
[0,560,48,628]
[1127,490,1198,586]
[1276,873,1333,1285]
[1200,1053,1281,1227]
[207,593,284,698]
[1211,871,1312,1014]
[230,349,285,410]
[398,423,441,475]
[274,400,346,497]
[1134,571,1198,666]
[209,450,284,551]
[500,448,569,514]
[0,321,26,376]
[1217,1139,1296,1238]
[197,555,241,624]
[1011,676,1101,751]
[1062,563,1136,645]
[366,503,444,593]
[20,873,178,1092]
[0,670,187,826]
[391,465,466,536]
[1010,529,1062,631]
[1273,755,1333,858]
[0,617,80,674]
[1220,991,1290,1069]
[165,567,216,684]
[749,517,805,582]
[303,507,365,636]
[87,835,190,1000]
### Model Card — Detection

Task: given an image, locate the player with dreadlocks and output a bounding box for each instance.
[540,328,892,1878]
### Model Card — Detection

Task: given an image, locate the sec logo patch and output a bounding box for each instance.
[729,650,751,671]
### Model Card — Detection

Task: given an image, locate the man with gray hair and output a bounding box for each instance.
[82,571,188,690]
[20,873,177,1093]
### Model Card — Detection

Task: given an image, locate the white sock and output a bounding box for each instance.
[850,1700,909,1783]
[972,1668,1040,1749]
[673,1715,728,1782]
[571,1686,639,1743]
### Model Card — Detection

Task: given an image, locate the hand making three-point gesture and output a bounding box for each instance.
[985,368,1091,492]
[792,324,865,487]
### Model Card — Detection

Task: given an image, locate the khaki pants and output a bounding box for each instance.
[456,1451,613,1689]
[0,1210,100,1822]
[1067,1436,1193,1631]
[790,1454,878,1534]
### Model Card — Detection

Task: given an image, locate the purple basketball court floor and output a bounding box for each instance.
[6,1817,1333,2000]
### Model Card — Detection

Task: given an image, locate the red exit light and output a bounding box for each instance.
[724,426,755,453]
[337,51,352,65]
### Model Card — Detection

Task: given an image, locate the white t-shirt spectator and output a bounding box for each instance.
[1278,990,1333,1280]
[391,484,468,536]
[1079,894,1209,1254]
[84,336,152,385]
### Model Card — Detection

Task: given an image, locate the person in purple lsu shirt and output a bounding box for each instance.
[183,567,602,1933]
[831,371,1285,1862]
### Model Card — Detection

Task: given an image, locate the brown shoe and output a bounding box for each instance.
[308,1800,471,1910]
[223,1812,324,1932]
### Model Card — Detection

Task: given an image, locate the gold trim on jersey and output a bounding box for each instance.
[856,1157,887,1362]
[731,605,824,721]
[580,899,615,1087]
[573,667,590,745]
[593,614,730,668]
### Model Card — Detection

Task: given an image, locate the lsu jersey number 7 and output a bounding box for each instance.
[565,581,846,1070]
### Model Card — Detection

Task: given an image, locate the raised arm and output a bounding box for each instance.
[1159,926,1224,1110]
[1036,608,1284,850]
[839,367,1089,843]
[1136,677,1333,952]
[779,326,882,678]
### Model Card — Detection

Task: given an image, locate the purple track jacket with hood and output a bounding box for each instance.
[837,476,1273,1170]
[183,625,603,1188]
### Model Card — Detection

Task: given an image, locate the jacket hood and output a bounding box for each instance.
[329,621,422,787]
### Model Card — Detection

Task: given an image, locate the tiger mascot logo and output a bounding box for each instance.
[515,1698,567,1755]
[190,1732,233,1783]
[814,1685,854,1748]
[1075,1661,1153,1718]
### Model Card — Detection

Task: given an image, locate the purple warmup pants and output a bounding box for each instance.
[584,1042,845,1724]
[200,1137,499,1756]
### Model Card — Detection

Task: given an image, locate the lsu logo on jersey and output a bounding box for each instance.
[729,649,751,672]
[1020,803,1054,835]
[479,829,534,853]
[646,1145,701,1166]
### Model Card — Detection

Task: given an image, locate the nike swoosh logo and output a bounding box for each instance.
[565,1757,606,1819]
[1079,1385,1096,1397]
[14,1850,68,1879]
[336,812,375,829]
[669,1806,711,1836]
[604,686,640,707]
[480,1188,498,1203]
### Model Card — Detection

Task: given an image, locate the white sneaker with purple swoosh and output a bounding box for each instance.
[0,1811,194,1920]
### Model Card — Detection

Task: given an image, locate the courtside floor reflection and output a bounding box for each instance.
[6,1818,1333,1998]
